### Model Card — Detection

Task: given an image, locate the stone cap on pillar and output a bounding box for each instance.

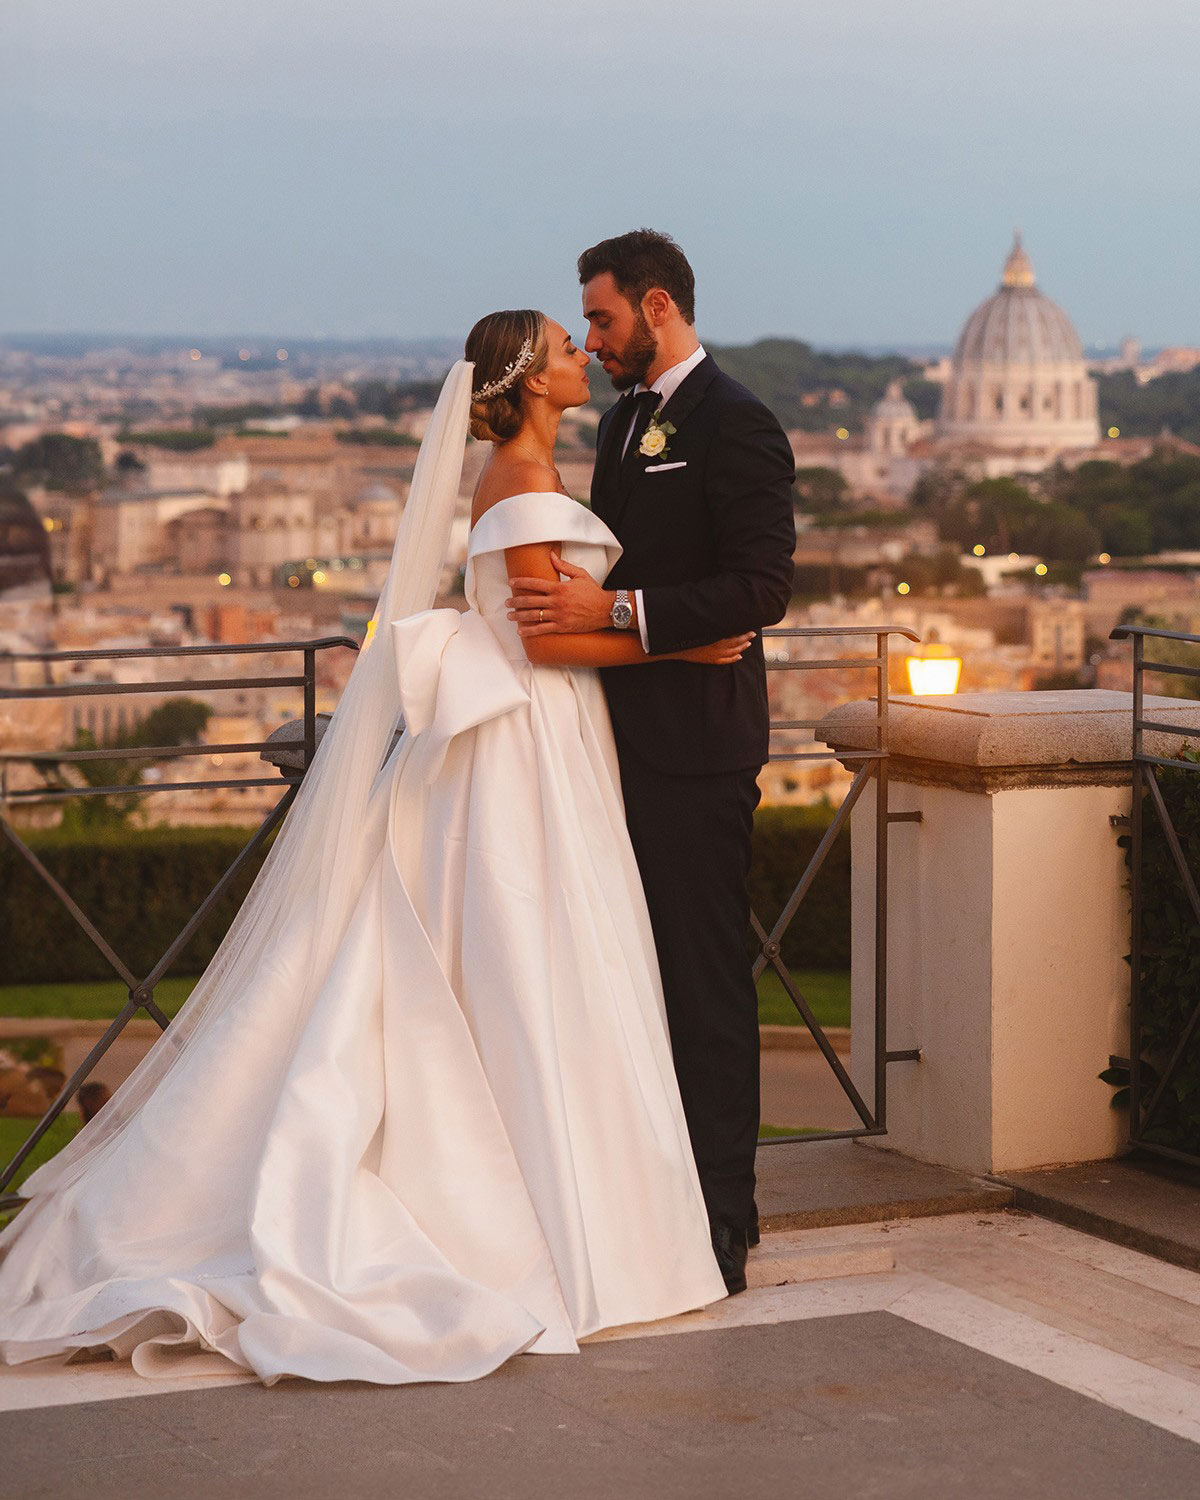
[818,689,1200,793]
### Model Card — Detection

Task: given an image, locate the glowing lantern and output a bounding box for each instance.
[905,644,962,695]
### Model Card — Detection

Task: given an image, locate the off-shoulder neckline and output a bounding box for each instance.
[465,491,619,561]
[468,490,578,530]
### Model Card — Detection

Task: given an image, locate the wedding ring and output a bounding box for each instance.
[540,609,545,623]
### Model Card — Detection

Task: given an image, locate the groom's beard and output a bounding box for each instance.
[607,309,658,391]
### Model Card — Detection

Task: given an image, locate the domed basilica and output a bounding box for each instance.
[804,235,1105,502]
[936,234,1100,455]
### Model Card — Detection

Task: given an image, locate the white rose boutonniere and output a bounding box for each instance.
[639,411,677,461]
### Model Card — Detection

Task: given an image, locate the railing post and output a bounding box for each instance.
[873,632,889,1132]
[1129,631,1145,1143]
[303,647,317,770]
[1109,622,1200,1168]
[755,624,918,1146]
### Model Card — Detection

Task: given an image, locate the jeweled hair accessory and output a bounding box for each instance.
[471,335,535,402]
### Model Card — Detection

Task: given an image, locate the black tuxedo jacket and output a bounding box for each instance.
[591,355,796,776]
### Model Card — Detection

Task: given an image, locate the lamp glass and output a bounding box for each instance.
[906,655,962,695]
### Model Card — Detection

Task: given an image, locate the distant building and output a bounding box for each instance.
[936,234,1101,455]
[92,487,230,579]
[792,235,1105,498]
[1138,346,1200,380]
[1027,599,1085,673]
[139,453,250,498]
[821,381,932,503]
[228,481,316,587]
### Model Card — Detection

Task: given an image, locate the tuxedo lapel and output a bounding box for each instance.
[656,354,719,432]
[590,401,626,522]
[606,356,721,531]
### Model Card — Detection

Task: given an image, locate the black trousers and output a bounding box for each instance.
[614,730,762,1231]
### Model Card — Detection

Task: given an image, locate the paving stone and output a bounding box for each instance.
[3,1313,1197,1499]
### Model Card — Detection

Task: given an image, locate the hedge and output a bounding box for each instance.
[0,826,271,985]
[0,805,850,986]
[746,804,850,970]
[1108,757,1200,1158]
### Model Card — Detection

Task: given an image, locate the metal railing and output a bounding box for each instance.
[1,624,921,1205]
[756,625,921,1146]
[0,637,358,1210]
[1109,623,1200,1169]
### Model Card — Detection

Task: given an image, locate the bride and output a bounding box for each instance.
[0,310,756,1387]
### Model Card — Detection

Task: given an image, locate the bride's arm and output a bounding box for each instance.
[504,543,752,668]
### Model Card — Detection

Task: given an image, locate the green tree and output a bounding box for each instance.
[1046,451,1200,553]
[12,433,104,491]
[1026,503,1102,563]
[939,477,1041,552]
[353,379,443,419]
[1095,504,1153,556]
[34,698,214,829]
[793,466,850,514]
[35,729,140,830]
[335,428,418,448]
[889,547,986,597]
[692,338,926,431]
[126,698,212,748]
[113,429,216,451]
[1096,368,1200,445]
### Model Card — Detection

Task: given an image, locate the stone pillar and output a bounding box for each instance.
[819,690,1200,1176]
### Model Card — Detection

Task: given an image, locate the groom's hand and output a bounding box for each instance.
[507,553,615,635]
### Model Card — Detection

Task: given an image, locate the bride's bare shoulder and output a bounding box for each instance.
[471,457,561,526]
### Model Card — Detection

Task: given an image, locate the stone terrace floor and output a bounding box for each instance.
[3,1146,1199,1498]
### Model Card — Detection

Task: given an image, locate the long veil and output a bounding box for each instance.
[16,360,475,1202]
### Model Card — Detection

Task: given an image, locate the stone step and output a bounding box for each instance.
[749,1237,896,1287]
[757,1138,1014,1233]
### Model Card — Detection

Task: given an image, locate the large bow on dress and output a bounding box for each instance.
[392,609,530,782]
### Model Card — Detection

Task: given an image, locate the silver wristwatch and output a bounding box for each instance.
[610,589,634,630]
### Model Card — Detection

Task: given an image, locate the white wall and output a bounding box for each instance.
[850,775,1129,1174]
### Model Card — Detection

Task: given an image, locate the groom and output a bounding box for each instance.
[506,229,796,1294]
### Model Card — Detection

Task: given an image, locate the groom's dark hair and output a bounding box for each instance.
[578,229,696,325]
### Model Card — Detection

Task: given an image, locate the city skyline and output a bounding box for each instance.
[4,1,1199,347]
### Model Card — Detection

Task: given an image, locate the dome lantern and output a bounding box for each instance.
[1000,231,1036,289]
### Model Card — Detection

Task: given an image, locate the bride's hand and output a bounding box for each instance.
[672,632,756,665]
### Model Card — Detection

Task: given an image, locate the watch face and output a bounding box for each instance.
[612,601,633,628]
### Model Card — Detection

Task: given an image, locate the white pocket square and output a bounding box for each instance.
[646,460,688,473]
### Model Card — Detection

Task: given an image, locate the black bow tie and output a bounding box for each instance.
[618,388,662,478]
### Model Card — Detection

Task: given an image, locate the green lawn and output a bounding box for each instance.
[0,976,198,1021]
[0,972,850,1030]
[757,969,850,1029]
[0,976,847,1223]
[0,1113,83,1226]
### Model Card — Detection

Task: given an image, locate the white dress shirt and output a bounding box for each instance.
[618,344,707,651]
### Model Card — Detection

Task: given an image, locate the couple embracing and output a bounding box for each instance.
[0,230,797,1386]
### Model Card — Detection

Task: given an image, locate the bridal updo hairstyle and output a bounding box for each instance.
[464,309,549,443]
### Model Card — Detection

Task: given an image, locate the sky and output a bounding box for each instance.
[3,0,1199,350]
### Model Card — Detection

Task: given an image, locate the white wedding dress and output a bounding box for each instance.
[0,489,726,1386]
